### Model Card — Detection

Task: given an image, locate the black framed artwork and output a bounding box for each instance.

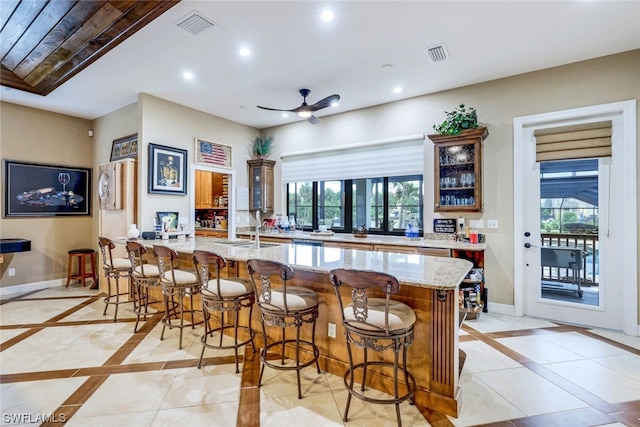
[110,133,138,161]
[148,143,187,195]
[3,160,92,217]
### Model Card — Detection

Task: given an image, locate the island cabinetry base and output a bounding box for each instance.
[142,251,463,417]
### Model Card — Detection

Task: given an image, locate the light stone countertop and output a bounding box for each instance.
[238,230,487,252]
[123,236,473,290]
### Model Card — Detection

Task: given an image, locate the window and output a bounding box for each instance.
[287,174,423,235]
[288,182,313,228]
[318,181,344,229]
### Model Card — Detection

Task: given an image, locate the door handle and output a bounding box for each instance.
[524,242,538,248]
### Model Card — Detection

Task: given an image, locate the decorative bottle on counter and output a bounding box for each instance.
[127,224,140,238]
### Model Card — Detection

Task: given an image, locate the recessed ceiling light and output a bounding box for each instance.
[239,47,251,57]
[393,86,402,93]
[331,101,339,108]
[321,10,334,22]
[183,71,194,80]
[282,113,289,118]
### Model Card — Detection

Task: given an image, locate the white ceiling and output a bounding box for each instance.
[2,1,639,130]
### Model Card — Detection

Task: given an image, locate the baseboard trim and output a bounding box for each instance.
[485,302,514,316]
[0,279,65,297]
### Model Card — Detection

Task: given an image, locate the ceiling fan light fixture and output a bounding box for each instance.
[297,111,312,118]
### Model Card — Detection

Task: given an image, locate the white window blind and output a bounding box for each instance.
[534,120,612,162]
[281,135,425,183]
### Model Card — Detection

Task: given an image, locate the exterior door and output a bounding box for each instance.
[514,101,637,334]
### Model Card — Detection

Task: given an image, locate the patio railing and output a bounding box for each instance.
[540,233,599,286]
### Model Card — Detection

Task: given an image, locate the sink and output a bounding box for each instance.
[234,243,280,248]
[0,238,31,254]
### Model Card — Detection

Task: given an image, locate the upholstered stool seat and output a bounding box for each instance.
[247,259,321,399]
[126,241,163,332]
[193,250,255,373]
[330,268,417,427]
[154,245,203,349]
[98,237,133,321]
[66,248,97,288]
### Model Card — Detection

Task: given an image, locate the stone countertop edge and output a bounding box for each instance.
[118,236,473,291]
[238,230,487,251]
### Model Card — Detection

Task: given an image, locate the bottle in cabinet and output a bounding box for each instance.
[428,128,488,212]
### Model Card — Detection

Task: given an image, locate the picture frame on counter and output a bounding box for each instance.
[195,137,232,168]
[148,143,187,195]
[3,160,92,217]
[110,133,138,161]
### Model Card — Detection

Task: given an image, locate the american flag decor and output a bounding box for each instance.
[196,139,231,168]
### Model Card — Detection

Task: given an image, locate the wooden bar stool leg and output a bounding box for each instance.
[66,254,73,287]
[79,254,87,287]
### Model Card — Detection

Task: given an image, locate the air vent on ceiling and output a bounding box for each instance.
[175,11,216,35]
[426,44,449,63]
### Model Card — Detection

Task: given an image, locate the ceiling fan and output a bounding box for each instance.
[257,88,340,124]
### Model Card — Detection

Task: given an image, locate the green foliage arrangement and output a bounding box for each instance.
[433,104,479,135]
[251,135,275,159]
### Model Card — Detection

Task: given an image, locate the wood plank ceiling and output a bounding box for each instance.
[0,0,179,96]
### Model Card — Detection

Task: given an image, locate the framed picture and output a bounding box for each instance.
[3,160,92,217]
[148,143,187,195]
[195,138,231,168]
[156,211,179,232]
[110,133,138,161]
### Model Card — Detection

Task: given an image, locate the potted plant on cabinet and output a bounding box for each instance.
[250,135,276,159]
[432,104,480,135]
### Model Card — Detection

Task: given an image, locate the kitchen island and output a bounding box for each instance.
[123,236,472,416]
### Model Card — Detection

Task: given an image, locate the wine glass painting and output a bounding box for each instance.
[4,161,92,217]
[58,172,71,193]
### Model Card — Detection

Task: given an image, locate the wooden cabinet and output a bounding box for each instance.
[452,249,486,319]
[374,244,417,254]
[247,159,275,213]
[195,229,227,238]
[428,128,488,212]
[195,170,213,209]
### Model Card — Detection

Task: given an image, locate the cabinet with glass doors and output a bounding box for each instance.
[428,128,488,212]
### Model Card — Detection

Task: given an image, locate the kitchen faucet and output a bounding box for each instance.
[255,209,260,249]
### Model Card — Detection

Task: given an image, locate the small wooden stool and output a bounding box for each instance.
[66,248,97,288]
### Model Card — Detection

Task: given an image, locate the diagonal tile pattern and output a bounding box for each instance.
[1,286,639,426]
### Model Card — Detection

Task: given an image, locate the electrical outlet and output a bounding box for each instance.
[487,219,499,229]
[469,219,484,229]
[8,268,16,276]
[328,322,337,338]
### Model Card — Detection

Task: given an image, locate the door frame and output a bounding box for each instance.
[513,100,637,335]
[191,164,237,238]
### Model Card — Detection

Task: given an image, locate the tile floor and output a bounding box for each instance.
[1,286,639,426]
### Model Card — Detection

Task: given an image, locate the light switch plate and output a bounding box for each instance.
[487,219,499,229]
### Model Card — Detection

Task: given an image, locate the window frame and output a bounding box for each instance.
[286,174,423,236]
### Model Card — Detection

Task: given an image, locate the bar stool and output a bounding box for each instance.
[126,240,162,332]
[97,237,133,321]
[66,248,97,288]
[154,245,203,350]
[246,259,321,399]
[193,250,255,373]
[329,268,416,427]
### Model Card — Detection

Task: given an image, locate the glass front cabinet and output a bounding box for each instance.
[247,158,275,213]
[428,128,488,213]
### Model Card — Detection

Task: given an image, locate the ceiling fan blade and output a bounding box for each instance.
[257,105,295,112]
[307,115,321,124]
[308,94,340,112]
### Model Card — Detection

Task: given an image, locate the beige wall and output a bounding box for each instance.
[263,49,640,314]
[0,103,94,287]
[1,50,638,324]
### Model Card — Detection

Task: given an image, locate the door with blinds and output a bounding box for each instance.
[514,102,636,332]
